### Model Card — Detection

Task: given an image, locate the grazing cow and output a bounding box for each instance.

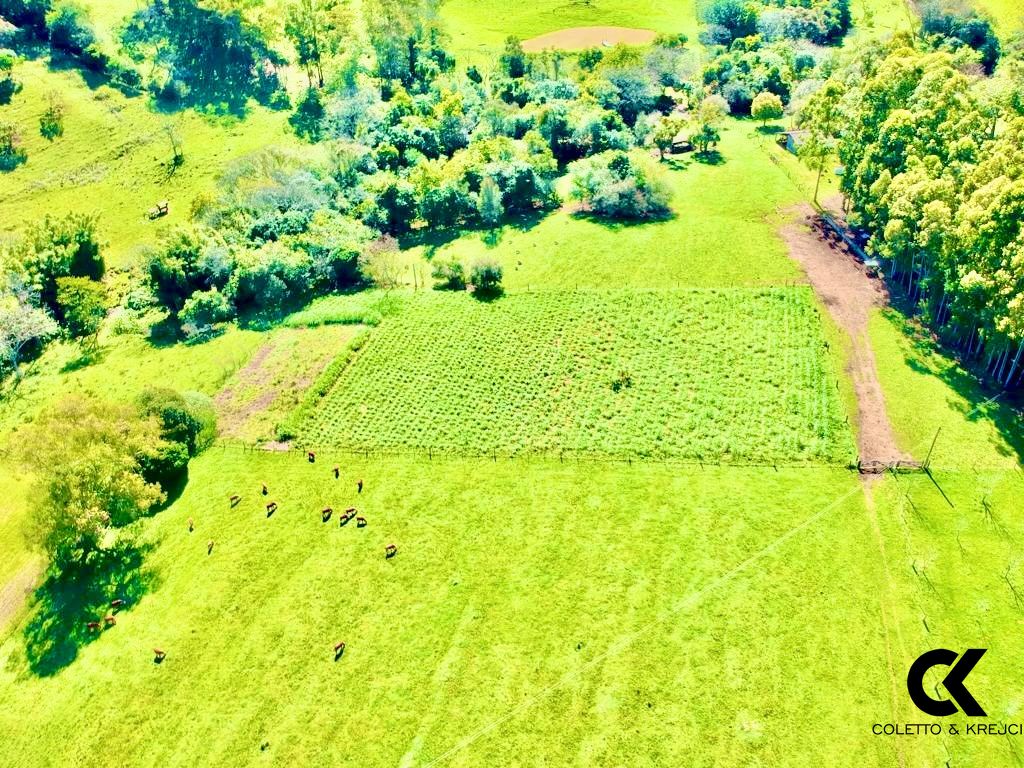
[385,544,397,558]
[345,507,356,514]
[86,621,101,631]
[103,615,116,626]
[229,494,241,507]
[207,540,215,554]
[356,517,367,528]
[153,648,166,662]
[339,513,352,526]
[334,641,346,660]
[308,451,316,463]
[111,599,125,610]
[188,517,194,533]
[333,466,340,479]
[266,501,278,515]
[357,479,363,494]
[261,483,269,496]
[322,507,333,522]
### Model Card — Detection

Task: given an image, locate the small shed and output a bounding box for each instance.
[778,129,809,155]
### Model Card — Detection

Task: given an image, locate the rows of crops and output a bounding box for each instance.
[298,290,854,463]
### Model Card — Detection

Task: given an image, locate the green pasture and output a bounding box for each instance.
[0,59,294,267]
[299,289,854,462]
[410,125,812,290]
[440,0,698,53]
[0,451,898,767]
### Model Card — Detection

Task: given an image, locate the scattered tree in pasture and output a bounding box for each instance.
[798,79,843,204]
[0,48,20,105]
[163,122,183,168]
[39,91,66,140]
[652,115,685,160]
[430,258,465,291]
[569,151,673,219]
[751,91,784,127]
[0,301,59,380]
[469,258,503,297]
[0,119,27,171]
[16,396,168,565]
[55,275,106,343]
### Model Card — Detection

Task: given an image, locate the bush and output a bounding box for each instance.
[137,387,216,457]
[0,120,26,171]
[469,258,503,297]
[431,258,465,291]
[39,91,65,140]
[55,276,106,339]
[46,0,95,56]
[568,151,673,220]
[179,286,232,336]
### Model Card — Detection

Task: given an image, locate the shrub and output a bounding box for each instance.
[470,258,503,297]
[0,120,26,171]
[55,276,106,339]
[137,387,216,457]
[179,286,232,336]
[46,0,95,56]
[431,258,465,291]
[39,91,65,140]
[568,151,673,220]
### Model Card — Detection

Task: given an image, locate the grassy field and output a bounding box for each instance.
[411,125,812,291]
[0,59,294,267]
[864,307,1024,767]
[0,451,899,767]
[441,0,697,52]
[299,289,854,462]
[974,0,1024,32]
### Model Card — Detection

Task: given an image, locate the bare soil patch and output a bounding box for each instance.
[522,26,656,52]
[0,559,42,634]
[782,204,908,464]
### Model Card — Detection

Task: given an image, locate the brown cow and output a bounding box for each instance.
[385,544,397,558]
[333,466,340,479]
[86,621,101,631]
[357,479,363,494]
[308,451,316,463]
[334,641,346,660]
[229,494,241,506]
[111,599,125,610]
[322,507,333,522]
[188,517,194,533]
[103,615,116,626]
[207,540,215,554]
[266,501,278,517]
[356,517,367,528]
[261,483,269,496]
[339,513,353,526]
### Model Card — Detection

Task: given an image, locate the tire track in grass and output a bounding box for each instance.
[398,603,477,768]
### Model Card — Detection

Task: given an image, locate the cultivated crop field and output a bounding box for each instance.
[299,289,854,463]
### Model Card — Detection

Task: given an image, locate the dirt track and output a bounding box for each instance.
[782,204,908,464]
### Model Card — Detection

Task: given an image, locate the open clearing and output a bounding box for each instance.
[298,290,854,463]
[522,26,657,52]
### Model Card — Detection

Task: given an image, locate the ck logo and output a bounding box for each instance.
[907,648,987,717]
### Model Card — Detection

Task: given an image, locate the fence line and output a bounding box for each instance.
[212,438,857,472]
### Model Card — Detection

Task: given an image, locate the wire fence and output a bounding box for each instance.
[212,437,858,472]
